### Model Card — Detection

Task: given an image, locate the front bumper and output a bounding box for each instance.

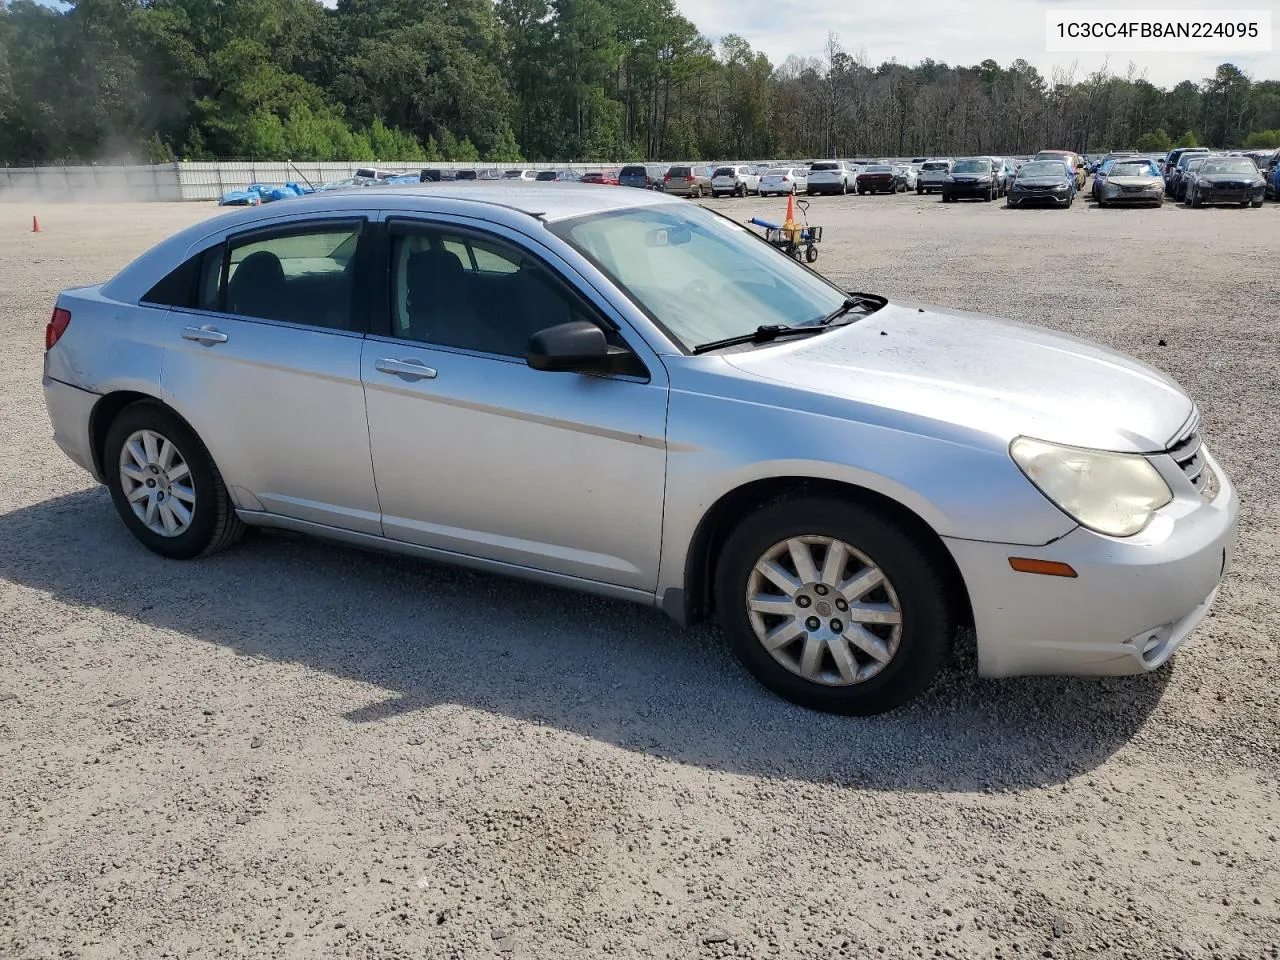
[1102,184,1163,202]
[945,450,1239,678]
[1009,188,1072,205]
[944,182,995,197]
[43,375,102,481]
[1196,187,1264,204]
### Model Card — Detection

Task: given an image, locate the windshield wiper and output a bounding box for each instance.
[692,323,827,355]
[822,292,883,325]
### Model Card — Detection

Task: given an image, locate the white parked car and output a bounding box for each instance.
[759,167,806,196]
[501,169,539,181]
[711,165,761,198]
[897,165,919,190]
[807,160,854,195]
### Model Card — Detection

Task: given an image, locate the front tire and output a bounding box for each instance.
[715,498,955,715]
[104,402,245,560]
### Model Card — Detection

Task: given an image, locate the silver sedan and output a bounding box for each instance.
[1098,159,1165,206]
[42,184,1238,715]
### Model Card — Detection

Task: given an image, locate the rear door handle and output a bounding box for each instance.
[376,357,438,381]
[182,324,228,345]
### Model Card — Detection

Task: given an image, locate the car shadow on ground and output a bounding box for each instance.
[1,489,1171,792]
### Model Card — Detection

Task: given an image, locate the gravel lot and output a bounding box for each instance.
[2,193,1278,960]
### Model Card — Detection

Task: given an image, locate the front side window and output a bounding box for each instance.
[388,223,604,358]
[224,224,363,330]
[549,204,850,351]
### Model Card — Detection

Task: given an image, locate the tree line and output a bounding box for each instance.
[1,0,1278,166]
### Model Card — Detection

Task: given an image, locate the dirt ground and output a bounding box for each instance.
[1,192,1278,960]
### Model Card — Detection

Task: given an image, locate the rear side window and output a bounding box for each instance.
[220,222,365,330]
[141,253,202,307]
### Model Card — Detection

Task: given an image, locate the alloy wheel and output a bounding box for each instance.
[745,536,903,686]
[118,428,196,537]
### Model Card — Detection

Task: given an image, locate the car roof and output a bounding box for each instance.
[244,182,675,227]
[100,183,681,303]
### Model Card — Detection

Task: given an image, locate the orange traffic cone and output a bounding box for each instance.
[32,215,41,233]
[782,193,800,244]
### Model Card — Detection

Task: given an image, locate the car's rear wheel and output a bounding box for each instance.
[1252,199,1264,208]
[715,498,954,715]
[104,402,244,560]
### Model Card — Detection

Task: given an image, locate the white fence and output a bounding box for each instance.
[0,160,625,202]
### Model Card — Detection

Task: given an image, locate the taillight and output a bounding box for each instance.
[46,307,71,350]
[664,174,671,181]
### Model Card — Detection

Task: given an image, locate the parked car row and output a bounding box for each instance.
[321,150,1278,214]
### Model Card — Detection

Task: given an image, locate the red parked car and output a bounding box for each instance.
[855,164,899,194]
[580,169,621,185]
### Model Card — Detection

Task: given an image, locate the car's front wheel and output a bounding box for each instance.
[104,401,244,560]
[715,498,954,715]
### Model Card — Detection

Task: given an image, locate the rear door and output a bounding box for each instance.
[158,216,383,534]
[360,216,669,591]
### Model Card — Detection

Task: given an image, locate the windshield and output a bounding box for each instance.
[1111,161,1157,177]
[548,205,851,351]
[951,159,991,173]
[1017,161,1067,178]
[1200,159,1257,176]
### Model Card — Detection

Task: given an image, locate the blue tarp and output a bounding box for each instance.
[218,181,314,206]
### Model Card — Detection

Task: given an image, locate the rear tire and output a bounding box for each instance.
[715,498,955,715]
[104,401,244,560]
[916,185,923,195]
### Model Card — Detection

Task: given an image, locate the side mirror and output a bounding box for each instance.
[526,320,642,376]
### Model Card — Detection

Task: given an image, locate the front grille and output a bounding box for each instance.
[1167,415,1207,493]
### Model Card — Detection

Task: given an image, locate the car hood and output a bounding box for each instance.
[1200,172,1263,184]
[1107,175,1160,186]
[1014,177,1069,187]
[721,302,1193,453]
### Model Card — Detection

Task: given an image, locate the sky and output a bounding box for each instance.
[680,0,1278,86]
[35,0,1279,88]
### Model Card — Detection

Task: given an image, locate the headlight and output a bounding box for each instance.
[1197,179,1212,188]
[1052,183,1069,190]
[945,176,956,183]
[1009,437,1172,537]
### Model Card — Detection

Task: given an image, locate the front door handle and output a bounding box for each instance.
[376,357,438,381]
[182,324,228,346]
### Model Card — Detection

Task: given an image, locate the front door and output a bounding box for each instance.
[361,218,668,591]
